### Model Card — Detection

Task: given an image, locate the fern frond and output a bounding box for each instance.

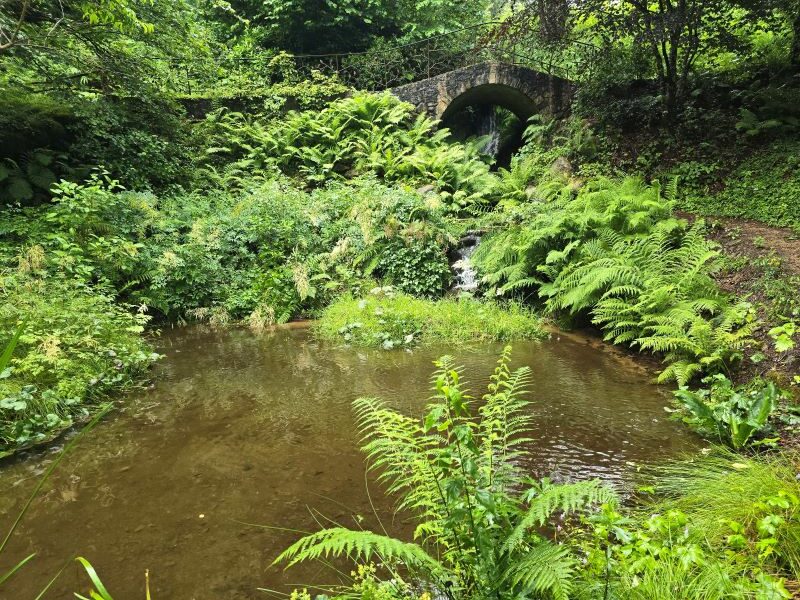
[273,528,444,573]
[503,541,576,600]
[504,480,617,553]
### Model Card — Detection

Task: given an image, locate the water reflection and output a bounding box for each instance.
[0,325,698,599]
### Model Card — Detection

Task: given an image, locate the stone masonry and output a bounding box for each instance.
[390,61,573,122]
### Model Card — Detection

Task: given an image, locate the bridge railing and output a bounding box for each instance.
[291,22,600,90]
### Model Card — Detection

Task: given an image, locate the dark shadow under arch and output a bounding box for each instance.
[439,83,542,123]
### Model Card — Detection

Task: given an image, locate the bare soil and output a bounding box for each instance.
[689,213,800,443]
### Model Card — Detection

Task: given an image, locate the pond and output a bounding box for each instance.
[0,325,699,599]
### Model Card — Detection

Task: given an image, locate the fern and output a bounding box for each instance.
[503,542,576,600]
[474,176,755,385]
[277,349,615,600]
[274,529,445,573]
[196,93,496,213]
[504,480,618,553]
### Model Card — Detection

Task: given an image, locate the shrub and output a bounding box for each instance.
[0,274,157,456]
[68,95,194,191]
[315,292,545,349]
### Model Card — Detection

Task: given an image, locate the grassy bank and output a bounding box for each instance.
[315,292,545,349]
[0,274,157,457]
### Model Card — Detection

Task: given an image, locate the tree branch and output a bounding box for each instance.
[0,0,31,52]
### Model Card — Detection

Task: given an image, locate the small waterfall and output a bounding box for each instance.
[473,107,500,159]
[451,234,482,293]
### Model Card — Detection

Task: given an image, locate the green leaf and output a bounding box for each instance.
[26,163,56,191]
[7,177,34,201]
[774,335,795,353]
[0,553,36,586]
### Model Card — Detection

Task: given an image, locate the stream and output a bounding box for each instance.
[0,325,699,599]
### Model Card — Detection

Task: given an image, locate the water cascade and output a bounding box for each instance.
[476,107,501,158]
[451,233,482,293]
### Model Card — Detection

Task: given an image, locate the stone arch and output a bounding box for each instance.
[439,83,542,123]
[390,61,572,122]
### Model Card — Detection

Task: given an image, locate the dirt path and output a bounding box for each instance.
[707,216,800,276]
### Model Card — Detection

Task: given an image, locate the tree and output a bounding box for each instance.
[1,0,211,94]
[206,0,492,54]
[577,0,748,117]
[207,0,402,54]
[733,0,800,67]
[0,0,156,54]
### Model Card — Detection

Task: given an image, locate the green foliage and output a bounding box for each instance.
[209,0,489,54]
[2,165,459,328]
[474,176,754,385]
[74,557,123,600]
[0,150,60,205]
[299,181,454,302]
[575,449,800,598]
[576,449,800,598]
[276,349,615,600]
[768,321,797,353]
[674,375,782,448]
[197,92,496,212]
[0,92,74,156]
[316,292,545,349]
[735,85,800,138]
[678,139,800,229]
[67,96,194,191]
[0,271,156,455]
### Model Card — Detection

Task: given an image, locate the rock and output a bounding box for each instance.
[551,156,573,176]
[417,184,437,196]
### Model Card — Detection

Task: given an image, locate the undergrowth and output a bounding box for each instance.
[0,274,156,455]
[575,449,800,599]
[315,291,545,349]
[197,92,497,213]
[473,174,755,386]
[677,138,800,230]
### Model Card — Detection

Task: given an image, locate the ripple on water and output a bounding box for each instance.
[0,325,698,599]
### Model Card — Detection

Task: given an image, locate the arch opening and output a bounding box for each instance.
[441,84,542,169]
[440,83,541,123]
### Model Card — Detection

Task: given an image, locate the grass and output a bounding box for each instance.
[314,292,546,349]
[648,448,800,577]
[574,448,800,599]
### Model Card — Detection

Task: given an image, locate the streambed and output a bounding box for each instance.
[0,325,698,599]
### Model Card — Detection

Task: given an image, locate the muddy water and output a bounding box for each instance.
[0,326,698,599]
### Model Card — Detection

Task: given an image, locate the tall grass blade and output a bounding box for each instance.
[0,553,35,586]
[75,557,114,600]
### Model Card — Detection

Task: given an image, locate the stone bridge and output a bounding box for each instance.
[390,61,573,123]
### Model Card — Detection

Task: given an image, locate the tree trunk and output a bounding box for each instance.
[792,12,800,68]
[548,75,564,116]
[536,0,569,44]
